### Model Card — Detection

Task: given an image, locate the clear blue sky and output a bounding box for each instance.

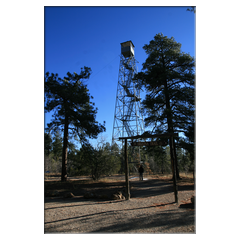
[45,6,195,147]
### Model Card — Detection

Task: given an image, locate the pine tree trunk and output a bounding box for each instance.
[169,135,178,203]
[61,115,69,182]
[163,74,178,203]
[161,157,164,174]
[172,142,181,179]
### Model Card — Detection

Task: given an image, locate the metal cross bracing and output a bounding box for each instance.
[112,53,145,148]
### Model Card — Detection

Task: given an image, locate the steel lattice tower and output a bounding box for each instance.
[112,41,145,148]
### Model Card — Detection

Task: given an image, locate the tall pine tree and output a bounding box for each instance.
[45,67,106,181]
[135,33,195,179]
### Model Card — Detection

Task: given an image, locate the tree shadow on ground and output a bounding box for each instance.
[44,178,195,203]
[130,179,194,198]
[91,210,195,233]
[45,197,124,208]
[45,204,195,233]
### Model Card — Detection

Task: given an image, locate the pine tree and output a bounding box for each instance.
[45,67,106,181]
[44,132,52,156]
[135,33,195,180]
[52,131,63,160]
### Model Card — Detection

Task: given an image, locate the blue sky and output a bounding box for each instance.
[45,6,195,147]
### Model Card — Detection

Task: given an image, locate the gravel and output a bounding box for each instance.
[45,179,195,233]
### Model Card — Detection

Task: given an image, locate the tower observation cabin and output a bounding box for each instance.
[121,41,135,58]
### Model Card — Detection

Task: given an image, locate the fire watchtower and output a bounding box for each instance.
[112,41,145,149]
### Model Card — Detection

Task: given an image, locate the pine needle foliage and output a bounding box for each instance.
[45,67,106,181]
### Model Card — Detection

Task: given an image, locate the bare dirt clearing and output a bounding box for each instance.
[44,174,195,233]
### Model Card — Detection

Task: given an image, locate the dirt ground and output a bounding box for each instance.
[44,174,195,233]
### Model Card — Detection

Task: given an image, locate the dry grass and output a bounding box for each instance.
[44,172,194,181]
[180,172,195,178]
[44,173,61,180]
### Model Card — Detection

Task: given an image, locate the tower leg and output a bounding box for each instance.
[124,138,130,200]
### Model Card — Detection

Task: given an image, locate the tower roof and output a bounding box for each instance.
[120,40,135,48]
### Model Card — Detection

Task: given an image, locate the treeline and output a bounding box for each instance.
[44,131,194,180]
[44,132,121,180]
